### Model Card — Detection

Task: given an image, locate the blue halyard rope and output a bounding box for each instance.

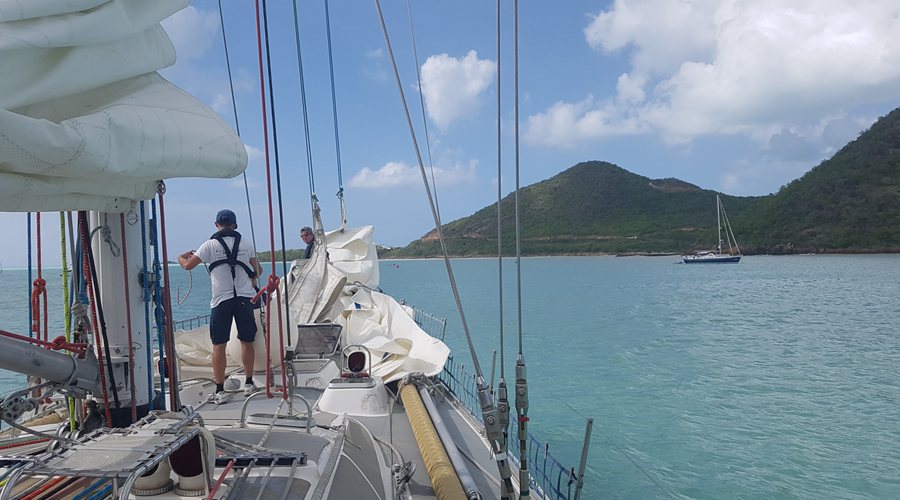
[140,201,154,411]
[149,199,167,401]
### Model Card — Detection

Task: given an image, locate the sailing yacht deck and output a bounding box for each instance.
[180,358,513,500]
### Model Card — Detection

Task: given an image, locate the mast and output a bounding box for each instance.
[89,210,151,426]
[716,195,722,254]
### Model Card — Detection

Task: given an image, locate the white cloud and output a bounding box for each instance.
[524,96,648,148]
[420,50,496,130]
[160,6,219,62]
[244,144,265,162]
[348,160,478,189]
[530,0,900,148]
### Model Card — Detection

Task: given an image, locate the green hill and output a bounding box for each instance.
[379,105,900,258]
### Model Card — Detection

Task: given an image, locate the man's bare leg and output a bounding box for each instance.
[241,341,255,379]
[212,344,227,385]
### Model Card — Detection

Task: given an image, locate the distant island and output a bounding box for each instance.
[375,106,900,258]
[261,106,900,261]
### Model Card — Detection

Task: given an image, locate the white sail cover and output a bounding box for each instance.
[0,0,247,212]
[333,287,450,383]
[325,226,380,289]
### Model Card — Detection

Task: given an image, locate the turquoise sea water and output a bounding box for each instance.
[1,255,899,499]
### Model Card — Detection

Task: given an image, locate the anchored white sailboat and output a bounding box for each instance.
[682,195,742,264]
[0,2,589,500]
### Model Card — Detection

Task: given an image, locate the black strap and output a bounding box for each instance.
[208,229,256,297]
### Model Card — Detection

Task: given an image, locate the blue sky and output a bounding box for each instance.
[2,0,900,268]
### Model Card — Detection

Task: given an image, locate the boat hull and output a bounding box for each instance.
[682,255,742,263]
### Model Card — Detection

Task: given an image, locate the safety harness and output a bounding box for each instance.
[207,229,257,298]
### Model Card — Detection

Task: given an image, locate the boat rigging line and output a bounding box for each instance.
[323,0,348,232]
[512,3,532,499]
[406,0,443,223]
[251,0,287,400]
[216,0,258,251]
[289,0,318,213]
[155,183,182,411]
[59,212,76,431]
[138,201,154,411]
[119,213,138,423]
[77,211,114,424]
[261,0,294,351]
[495,0,512,477]
[373,1,516,497]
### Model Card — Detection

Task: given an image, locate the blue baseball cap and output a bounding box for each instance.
[216,209,237,226]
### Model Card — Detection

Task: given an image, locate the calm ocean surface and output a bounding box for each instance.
[1,255,899,499]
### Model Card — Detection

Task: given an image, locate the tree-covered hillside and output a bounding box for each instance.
[374,105,900,258]
[739,107,900,252]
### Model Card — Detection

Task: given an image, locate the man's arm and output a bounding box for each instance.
[179,250,202,270]
[250,257,263,287]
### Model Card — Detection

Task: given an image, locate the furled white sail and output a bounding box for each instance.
[0,0,247,212]
[325,225,380,289]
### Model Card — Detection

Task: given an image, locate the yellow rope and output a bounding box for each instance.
[400,384,465,499]
[60,212,76,432]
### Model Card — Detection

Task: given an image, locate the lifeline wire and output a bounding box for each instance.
[536,387,675,500]
[217,0,258,251]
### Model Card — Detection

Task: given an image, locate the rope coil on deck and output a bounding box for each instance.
[399,379,465,500]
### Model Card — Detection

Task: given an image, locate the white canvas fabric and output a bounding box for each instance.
[334,288,450,383]
[324,226,380,289]
[0,0,247,212]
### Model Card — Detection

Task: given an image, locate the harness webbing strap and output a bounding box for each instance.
[208,229,257,298]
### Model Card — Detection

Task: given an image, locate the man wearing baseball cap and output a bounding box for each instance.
[179,209,263,404]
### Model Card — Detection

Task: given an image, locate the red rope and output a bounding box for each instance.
[253,0,285,399]
[120,214,138,423]
[205,460,234,500]
[157,186,179,411]
[79,212,113,427]
[0,438,49,450]
[0,330,87,355]
[36,213,48,343]
[20,476,67,500]
[32,213,46,397]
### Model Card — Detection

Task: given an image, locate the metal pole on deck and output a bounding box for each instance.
[573,418,593,500]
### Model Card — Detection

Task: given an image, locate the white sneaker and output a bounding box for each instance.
[210,391,228,405]
[244,382,259,397]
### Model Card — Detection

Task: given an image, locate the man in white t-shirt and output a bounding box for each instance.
[178,209,263,404]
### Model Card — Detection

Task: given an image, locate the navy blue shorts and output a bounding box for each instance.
[209,296,257,345]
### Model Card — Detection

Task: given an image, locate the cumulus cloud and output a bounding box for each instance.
[348,160,478,189]
[421,51,496,129]
[528,0,900,149]
[160,6,219,62]
[244,144,265,162]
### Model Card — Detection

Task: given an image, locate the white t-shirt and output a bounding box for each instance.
[195,235,257,308]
